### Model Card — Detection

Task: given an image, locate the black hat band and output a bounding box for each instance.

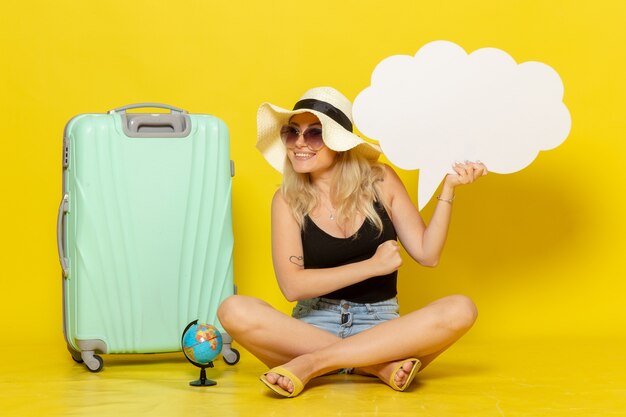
[293,98,353,132]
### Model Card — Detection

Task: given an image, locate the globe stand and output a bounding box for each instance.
[189,362,217,387]
[182,320,223,388]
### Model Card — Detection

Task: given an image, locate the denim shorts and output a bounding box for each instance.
[291,297,400,339]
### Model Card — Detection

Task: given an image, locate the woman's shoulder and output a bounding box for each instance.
[272,188,288,209]
[376,163,407,207]
[377,163,404,191]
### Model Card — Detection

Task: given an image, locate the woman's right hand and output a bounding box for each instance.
[370,240,403,276]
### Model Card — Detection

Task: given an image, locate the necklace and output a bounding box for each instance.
[326,206,335,220]
[316,186,336,220]
[320,200,336,220]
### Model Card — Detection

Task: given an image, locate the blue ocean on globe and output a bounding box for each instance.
[182,323,223,366]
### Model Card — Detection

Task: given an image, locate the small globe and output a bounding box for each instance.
[182,322,223,367]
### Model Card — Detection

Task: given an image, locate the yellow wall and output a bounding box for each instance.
[1,0,624,345]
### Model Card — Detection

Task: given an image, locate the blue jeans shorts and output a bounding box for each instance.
[291,297,400,339]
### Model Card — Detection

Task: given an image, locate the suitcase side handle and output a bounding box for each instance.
[109,103,187,114]
[57,194,69,278]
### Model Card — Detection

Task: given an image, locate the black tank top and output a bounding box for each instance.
[301,201,398,303]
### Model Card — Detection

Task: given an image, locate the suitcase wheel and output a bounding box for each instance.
[80,351,104,373]
[86,354,104,372]
[222,348,240,366]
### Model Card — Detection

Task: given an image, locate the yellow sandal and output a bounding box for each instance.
[260,366,305,398]
[388,358,421,391]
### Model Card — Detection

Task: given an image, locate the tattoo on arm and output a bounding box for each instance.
[289,255,304,267]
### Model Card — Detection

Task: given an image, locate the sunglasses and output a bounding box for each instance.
[280,125,324,150]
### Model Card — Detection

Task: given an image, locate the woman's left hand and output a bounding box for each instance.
[444,161,488,188]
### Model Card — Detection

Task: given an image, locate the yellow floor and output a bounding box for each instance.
[1,338,625,417]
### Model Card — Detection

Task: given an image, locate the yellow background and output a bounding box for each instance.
[1,0,625,349]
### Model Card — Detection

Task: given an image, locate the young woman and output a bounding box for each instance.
[218,87,488,397]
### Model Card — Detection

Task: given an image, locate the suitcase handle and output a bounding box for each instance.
[57,194,69,278]
[112,104,191,137]
[109,103,187,114]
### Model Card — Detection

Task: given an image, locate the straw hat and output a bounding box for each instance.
[256,86,381,173]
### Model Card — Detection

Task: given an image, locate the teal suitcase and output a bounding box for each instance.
[57,103,239,372]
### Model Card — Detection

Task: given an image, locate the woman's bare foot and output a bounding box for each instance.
[358,358,420,390]
[263,354,318,394]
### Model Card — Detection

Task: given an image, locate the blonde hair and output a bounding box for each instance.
[281,148,386,236]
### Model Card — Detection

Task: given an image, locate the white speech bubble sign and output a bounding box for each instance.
[353,40,571,210]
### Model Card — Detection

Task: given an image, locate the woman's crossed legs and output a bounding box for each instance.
[217,294,477,396]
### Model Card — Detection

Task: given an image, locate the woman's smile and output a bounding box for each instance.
[292,150,317,161]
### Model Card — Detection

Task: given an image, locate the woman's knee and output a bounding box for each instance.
[441,294,478,332]
[453,294,478,330]
[217,295,256,332]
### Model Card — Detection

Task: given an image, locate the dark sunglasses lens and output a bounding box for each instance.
[280,126,299,146]
[303,128,324,149]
